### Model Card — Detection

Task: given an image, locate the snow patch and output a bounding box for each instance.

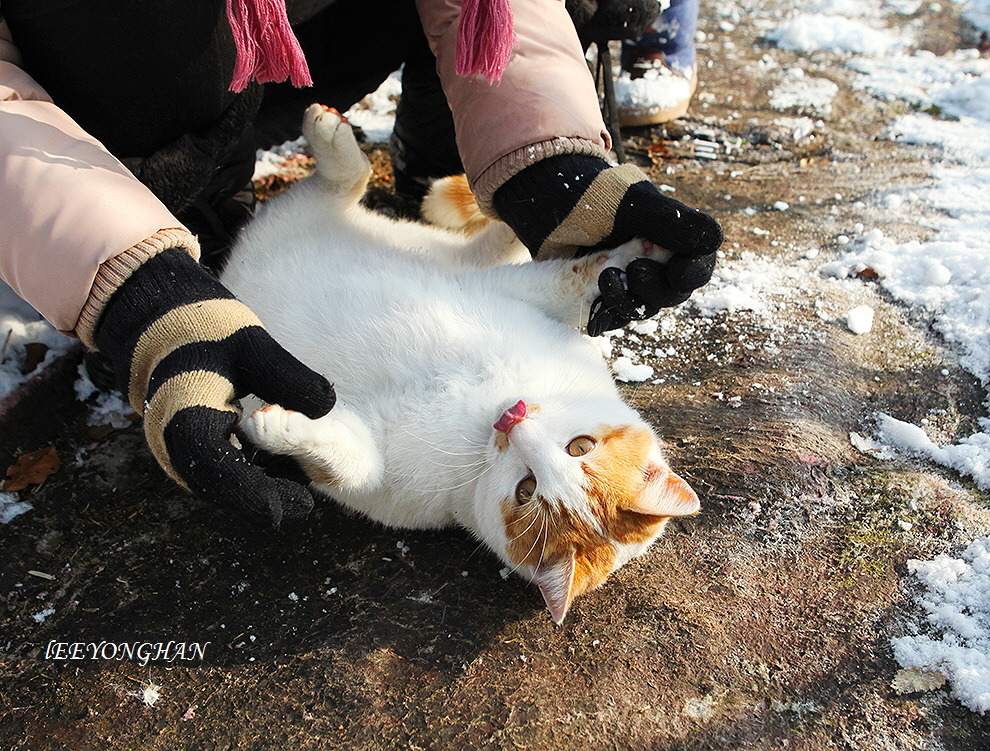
[845,305,874,334]
[31,607,55,623]
[769,14,904,56]
[1,281,74,401]
[963,0,990,32]
[252,136,308,182]
[769,71,839,114]
[0,492,32,524]
[878,414,990,492]
[343,70,403,143]
[612,358,654,383]
[75,363,135,428]
[892,537,990,714]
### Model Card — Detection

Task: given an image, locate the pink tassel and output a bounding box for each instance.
[226,0,313,92]
[456,0,517,85]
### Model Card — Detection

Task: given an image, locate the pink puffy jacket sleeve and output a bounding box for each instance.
[0,17,199,346]
[415,0,612,215]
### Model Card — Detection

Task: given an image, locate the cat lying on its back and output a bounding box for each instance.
[221,105,699,623]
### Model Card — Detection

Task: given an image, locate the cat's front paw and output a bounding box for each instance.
[244,404,382,492]
[605,238,672,270]
[243,404,311,455]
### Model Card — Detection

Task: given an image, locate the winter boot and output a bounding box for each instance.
[616,0,700,126]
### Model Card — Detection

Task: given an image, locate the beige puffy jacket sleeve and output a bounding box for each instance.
[0,16,199,346]
[416,0,611,215]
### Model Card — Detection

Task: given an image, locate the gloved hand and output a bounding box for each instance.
[492,154,722,336]
[94,249,336,527]
[565,0,661,47]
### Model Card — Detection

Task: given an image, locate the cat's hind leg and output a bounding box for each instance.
[302,104,372,201]
[421,175,491,236]
[421,175,530,268]
[243,404,383,493]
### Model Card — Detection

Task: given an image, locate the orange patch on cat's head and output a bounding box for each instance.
[501,424,699,623]
[582,425,694,543]
[503,501,616,584]
[502,498,617,623]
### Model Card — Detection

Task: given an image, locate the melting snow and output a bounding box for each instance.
[892,537,990,714]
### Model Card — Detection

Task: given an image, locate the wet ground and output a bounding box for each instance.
[3,3,990,749]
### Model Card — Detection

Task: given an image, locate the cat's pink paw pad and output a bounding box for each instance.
[319,104,348,123]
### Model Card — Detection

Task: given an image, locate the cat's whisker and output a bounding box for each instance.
[524,358,602,416]
[397,425,488,455]
[464,540,490,566]
[510,507,548,578]
[549,375,605,411]
[381,462,484,481]
[423,458,488,471]
[507,503,542,544]
[389,451,488,469]
[457,431,492,449]
[538,508,550,567]
[389,459,496,494]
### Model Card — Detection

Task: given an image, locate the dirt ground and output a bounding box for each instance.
[2,4,989,750]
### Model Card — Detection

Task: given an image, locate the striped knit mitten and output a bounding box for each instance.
[94,249,336,526]
[493,154,722,335]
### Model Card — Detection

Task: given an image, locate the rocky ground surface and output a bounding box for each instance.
[2,2,989,749]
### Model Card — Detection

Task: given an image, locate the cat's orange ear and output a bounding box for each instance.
[535,554,576,625]
[623,466,700,518]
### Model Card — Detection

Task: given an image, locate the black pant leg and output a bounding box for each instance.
[389,31,463,199]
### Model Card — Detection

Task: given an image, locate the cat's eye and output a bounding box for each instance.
[566,436,597,457]
[516,476,537,504]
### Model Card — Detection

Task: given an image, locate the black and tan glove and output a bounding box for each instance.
[94,249,336,526]
[493,154,723,336]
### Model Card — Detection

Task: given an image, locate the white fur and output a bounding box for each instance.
[223,105,671,579]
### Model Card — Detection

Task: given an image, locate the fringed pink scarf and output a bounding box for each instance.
[455,0,517,84]
[226,0,517,92]
[226,0,312,92]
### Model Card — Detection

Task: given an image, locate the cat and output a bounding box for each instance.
[221,104,700,624]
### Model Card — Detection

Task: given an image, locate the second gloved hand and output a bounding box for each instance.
[94,249,336,527]
[492,154,722,335]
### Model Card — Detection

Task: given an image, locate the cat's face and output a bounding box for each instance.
[476,398,699,623]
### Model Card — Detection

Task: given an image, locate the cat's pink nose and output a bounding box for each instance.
[494,400,527,434]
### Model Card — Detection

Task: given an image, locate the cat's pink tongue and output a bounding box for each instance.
[494,400,527,433]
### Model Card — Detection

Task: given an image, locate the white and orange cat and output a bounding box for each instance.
[222,104,699,623]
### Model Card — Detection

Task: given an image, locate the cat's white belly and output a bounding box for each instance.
[226,240,607,412]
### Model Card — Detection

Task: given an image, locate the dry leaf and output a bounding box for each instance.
[3,446,60,492]
[853,264,880,282]
[891,667,946,694]
[20,342,49,375]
